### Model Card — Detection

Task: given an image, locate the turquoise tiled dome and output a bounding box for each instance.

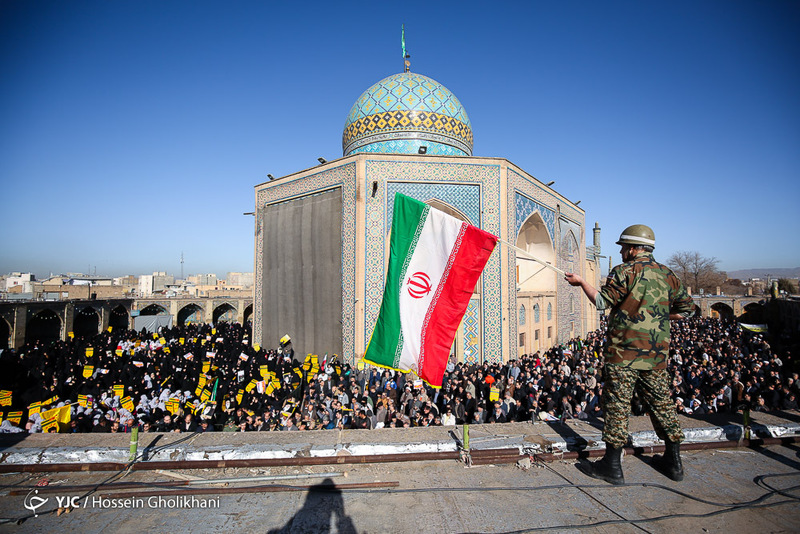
[343,72,473,157]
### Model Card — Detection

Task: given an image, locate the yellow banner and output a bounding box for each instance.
[302,354,320,377]
[180,337,185,345]
[41,405,71,425]
[202,361,211,374]
[41,418,59,433]
[489,387,500,402]
[83,365,94,378]
[115,349,123,357]
[236,390,243,405]
[27,402,42,416]
[260,365,269,379]
[265,373,281,396]
[7,411,23,425]
[121,396,134,412]
[245,379,257,393]
[68,332,74,339]
[85,347,94,357]
[113,385,124,398]
[107,326,113,333]
[78,395,88,408]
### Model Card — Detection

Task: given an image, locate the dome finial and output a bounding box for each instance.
[402,24,411,73]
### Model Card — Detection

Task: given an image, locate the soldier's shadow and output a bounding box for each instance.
[268,478,357,534]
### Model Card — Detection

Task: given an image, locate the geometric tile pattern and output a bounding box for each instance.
[363,159,502,364]
[254,163,358,359]
[351,138,466,156]
[514,191,555,240]
[557,221,582,342]
[343,72,472,156]
[386,182,481,226]
[343,109,472,155]
[462,299,480,365]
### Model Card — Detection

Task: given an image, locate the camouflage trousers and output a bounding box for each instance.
[602,365,684,448]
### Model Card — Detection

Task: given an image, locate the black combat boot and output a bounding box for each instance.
[651,440,684,481]
[577,444,625,485]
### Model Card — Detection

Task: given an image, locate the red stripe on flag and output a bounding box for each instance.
[418,223,497,386]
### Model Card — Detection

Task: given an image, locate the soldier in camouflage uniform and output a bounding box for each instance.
[565,224,694,484]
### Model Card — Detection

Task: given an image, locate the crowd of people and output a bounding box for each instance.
[0,317,796,434]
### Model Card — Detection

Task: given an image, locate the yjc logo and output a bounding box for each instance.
[24,490,81,517]
[23,489,48,517]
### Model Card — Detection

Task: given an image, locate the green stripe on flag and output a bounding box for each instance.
[365,194,428,369]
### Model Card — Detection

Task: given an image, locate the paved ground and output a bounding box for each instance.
[0,411,798,533]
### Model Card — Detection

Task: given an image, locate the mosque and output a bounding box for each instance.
[253,69,602,365]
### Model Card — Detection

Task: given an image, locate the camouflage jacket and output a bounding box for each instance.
[595,251,694,370]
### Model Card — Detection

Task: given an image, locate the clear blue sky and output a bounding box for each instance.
[1,1,798,279]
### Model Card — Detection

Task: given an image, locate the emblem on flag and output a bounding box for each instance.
[406,272,432,298]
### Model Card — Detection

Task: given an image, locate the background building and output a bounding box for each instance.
[138,272,175,297]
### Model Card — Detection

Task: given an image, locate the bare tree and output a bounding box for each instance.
[666,251,726,294]
[777,278,797,295]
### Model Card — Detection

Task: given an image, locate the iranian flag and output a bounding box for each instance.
[365,193,497,387]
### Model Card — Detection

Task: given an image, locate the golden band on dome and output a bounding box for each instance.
[342,109,473,149]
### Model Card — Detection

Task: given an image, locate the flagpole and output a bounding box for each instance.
[497,238,566,276]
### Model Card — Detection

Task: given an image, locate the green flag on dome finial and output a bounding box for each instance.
[402,24,410,72]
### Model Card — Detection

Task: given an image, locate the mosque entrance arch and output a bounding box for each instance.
[178,304,203,326]
[0,318,10,349]
[710,302,734,321]
[213,303,236,324]
[515,212,556,355]
[26,309,61,345]
[109,305,129,331]
[516,212,556,293]
[140,304,168,316]
[243,304,253,326]
[74,306,100,338]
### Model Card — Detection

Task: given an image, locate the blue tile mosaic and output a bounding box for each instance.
[515,192,555,241]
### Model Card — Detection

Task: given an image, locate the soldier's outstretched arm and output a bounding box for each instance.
[564,273,598,305]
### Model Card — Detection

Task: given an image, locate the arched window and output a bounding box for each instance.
[519,305,526,326]
[547,303,552,321]
[533,304,540,323]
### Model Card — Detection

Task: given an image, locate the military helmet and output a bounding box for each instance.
[616,224,655,248]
